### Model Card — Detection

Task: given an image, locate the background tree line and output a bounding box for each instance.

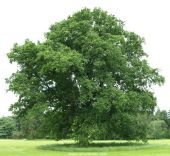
[148,108,170,139]
[1,108,170,139]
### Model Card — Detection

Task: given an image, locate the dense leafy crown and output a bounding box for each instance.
[7,8,164,144]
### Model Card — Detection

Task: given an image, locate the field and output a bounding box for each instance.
[0,139,170,156]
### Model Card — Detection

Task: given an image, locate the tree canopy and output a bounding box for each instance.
[7,8,164,145]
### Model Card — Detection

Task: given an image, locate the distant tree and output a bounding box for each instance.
[165,110,170,129]
[7,8,164,145]
[18,104,49,139]
[167,110,170,119]
[155,109,167,120]
[148,109,170,139]
[149,120,168,139]
[154,109,170,128]
[0,116,16,138]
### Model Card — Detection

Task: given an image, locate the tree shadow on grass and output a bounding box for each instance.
[38,141,147,152]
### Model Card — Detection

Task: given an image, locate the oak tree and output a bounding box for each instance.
[7,8,164,145]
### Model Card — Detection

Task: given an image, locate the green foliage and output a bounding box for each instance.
[7,8,164,145]
[18,104,47,139]
[0,116,16,138]
[149,120,168,139]
[148,109,170,139]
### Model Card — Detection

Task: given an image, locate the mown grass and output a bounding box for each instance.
[0,139,170,156]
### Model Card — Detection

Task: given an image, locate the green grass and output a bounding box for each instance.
[0,139,170,156]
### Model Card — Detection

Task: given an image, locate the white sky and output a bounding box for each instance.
[0,0,170,117]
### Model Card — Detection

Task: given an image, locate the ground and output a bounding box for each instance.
[0,139,170,156]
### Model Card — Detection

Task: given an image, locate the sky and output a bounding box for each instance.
[0,0,170,117]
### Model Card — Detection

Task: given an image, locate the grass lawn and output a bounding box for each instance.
[0,139,170,156]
